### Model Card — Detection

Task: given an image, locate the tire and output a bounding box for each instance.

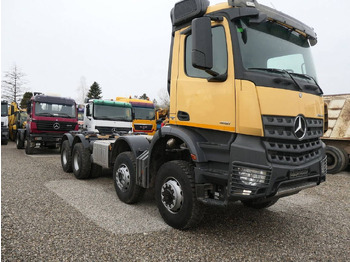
[61,140,73,173]
[155,160,203,230]
[72,143,91,179]
[113,152,145,204]
[326,145,346,174]
[338,147,349,172]
[25,136,34,155]
[242,198,278,209]
[16,133,24,149]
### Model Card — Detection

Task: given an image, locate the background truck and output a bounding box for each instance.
[116,97,156,135]
[322,94,350,173]
[1,100,9,145]
[82,99,133,134]
[8,101,27,141]
[17,94,78,154]
[60,0,326,229]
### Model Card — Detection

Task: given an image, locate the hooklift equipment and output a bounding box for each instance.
[61,0,326,229]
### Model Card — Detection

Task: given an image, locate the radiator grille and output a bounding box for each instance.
[262,115,324,166]
[95,126,131,135]
[134,124,153,131]
[35,121,76,132]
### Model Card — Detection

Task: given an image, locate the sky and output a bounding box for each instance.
[1,0,350,104]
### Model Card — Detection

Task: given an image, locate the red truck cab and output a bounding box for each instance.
[17,94,78,154]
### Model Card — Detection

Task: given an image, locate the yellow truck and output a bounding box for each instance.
[8,101,27,142]
[323,94,350,173]
[116,97,156,135]
[61,0,326,229]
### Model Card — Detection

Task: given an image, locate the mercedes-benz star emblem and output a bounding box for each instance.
[112,128,118,133]
[53,122,60,130]
[294,116,307,140]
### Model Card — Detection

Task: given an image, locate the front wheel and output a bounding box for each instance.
[16,133,24,149]
[25,136,34,155]
[113,152,145,204]
[155,160,203,230]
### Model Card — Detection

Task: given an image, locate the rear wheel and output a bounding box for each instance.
[113,152,145,204]
[61,140,72,173]
[326,145,347,174]
[242,198,278,209]
[72,143,91,179]
[155,160,203,230]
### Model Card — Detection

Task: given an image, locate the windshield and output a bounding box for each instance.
[93,104,132,121]
[1,103,8,116]
[134,107,155,120]
[34,102,76,118]
[235,19,317,80]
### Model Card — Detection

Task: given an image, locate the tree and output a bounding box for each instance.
[157,89,170,109]
[20,92,33,108]
[138,93,149,100]
[87,82,102,99]
[1,64,27,104]
[76,76,88,104]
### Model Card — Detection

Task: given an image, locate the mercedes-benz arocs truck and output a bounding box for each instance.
[60,0,326,229]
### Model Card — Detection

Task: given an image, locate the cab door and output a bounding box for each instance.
[171,18,236,133]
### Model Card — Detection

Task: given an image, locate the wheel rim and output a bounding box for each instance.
[116,164,130,192]
[62,149,67,165]
[161,177,183,214]
[73,151,80,171]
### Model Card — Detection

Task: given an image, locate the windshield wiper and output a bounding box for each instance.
[36,112,55,117]
[290,73,323,94]
[248,67,303,91]
[57,113,73,118]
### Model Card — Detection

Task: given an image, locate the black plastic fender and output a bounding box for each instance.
[149,125,207,163]
[112,135,151,159]
[61,133,75,147]
[72,133,91,149]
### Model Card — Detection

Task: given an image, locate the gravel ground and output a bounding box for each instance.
[1,141,350,261]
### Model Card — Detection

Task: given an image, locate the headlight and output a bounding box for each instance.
[237,167,268,186]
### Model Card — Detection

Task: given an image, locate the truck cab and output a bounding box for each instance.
[17,94,78,154]
[1,100,9,145]
[83,99,132,135]
[116,97,156,135]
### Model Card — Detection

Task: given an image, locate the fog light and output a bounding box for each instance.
[238,167,267,186]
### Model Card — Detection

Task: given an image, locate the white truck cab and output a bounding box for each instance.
[83,99,133,135]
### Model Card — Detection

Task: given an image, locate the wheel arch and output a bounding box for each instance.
[111,135,151,166]
[148,125,207,187]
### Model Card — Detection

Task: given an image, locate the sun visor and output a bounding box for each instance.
[171,0,209,26]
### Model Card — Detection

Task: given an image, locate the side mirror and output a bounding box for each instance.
[192,16,213,70]
[86,104,91,117]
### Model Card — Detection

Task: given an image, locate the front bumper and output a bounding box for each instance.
[29,133,63,145]
[195,134,326,204]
